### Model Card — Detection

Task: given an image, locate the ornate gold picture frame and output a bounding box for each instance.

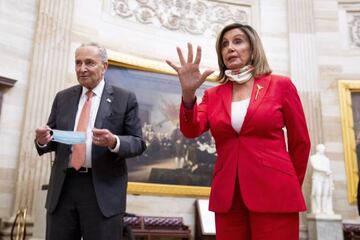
[338,80,360,203]
[106,50,216,197]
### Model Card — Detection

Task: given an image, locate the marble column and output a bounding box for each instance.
[12,0,74,217]
[288,0,323,146]
[287,0,324,238]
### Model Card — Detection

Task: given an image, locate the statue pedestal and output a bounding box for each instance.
[307,213,343,240]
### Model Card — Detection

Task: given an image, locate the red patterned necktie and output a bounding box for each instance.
[70,90,93,169]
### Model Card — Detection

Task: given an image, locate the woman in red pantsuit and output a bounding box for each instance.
[166,23,310,240]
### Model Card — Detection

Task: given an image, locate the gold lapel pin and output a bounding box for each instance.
[255,84,263,100]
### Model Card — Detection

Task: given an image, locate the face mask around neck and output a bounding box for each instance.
[225,65,254,84]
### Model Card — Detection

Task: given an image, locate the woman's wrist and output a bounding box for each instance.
[182,92,196,109]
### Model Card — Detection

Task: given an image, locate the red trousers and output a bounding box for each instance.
[215,183,299,240]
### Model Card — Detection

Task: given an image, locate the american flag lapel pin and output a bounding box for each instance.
[255,84,263,101]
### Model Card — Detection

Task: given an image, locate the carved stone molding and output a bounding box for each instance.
[339,2,360,49]
[112,0,251,37]
[0,76,17,118]
[349,12,360,47]
[0,76,17,88]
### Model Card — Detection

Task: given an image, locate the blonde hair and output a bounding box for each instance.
[215,23,271,82]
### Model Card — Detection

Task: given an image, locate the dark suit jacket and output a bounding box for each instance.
[180,74,311,213]
[36,82,146,217]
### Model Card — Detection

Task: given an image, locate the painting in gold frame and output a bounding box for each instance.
[106,50,217,198]
[339,80,360,203]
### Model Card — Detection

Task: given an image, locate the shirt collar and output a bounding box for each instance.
[81,78,105,98]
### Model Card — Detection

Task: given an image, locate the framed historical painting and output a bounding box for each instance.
[338,80,360,203]
[105,51,217,197]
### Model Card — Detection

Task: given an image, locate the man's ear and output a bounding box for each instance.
[103,62,108,71]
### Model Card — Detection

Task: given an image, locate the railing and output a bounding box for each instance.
[10,207,27,240]
[124,214,191,240]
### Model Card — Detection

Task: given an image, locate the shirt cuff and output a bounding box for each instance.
[109,135,120,153]
[36,139,47,148]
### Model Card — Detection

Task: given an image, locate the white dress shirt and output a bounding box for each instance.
[72,79,120,167]
[231,98,250,134]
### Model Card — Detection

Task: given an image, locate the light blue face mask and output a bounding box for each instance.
[51,129,86,145]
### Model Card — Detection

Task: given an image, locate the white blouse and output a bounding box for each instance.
[231,98,250,134]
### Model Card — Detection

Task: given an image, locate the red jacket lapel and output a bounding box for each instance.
[241,74,272,131]
[218,81,233,120]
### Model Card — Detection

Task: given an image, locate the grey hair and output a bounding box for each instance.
[78,42,108,63]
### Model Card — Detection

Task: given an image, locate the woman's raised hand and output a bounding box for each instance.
[166,43,214,106]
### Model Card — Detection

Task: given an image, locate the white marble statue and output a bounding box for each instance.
[310,144,335,215]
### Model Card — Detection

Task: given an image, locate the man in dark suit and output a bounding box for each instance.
[35,42,146,240]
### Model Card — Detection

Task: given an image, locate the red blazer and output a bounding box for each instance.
[180,74,310,213]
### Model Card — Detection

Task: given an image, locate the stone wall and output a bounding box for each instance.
[315,0,359,219]
[0,0,37,218]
